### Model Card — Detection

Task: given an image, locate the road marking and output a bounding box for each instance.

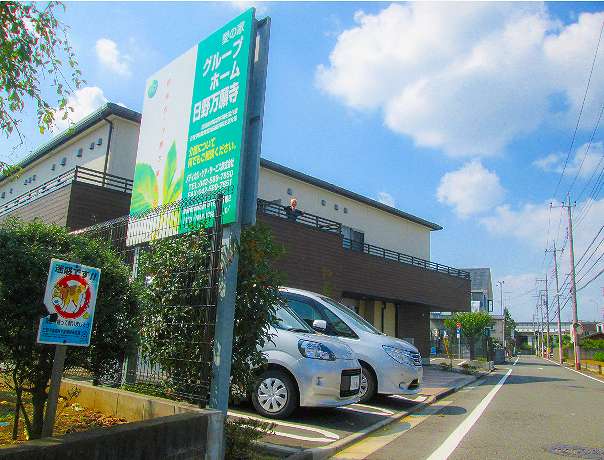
[228,411,340,443]
[425,358,517,460]
[331,401,453,459]
[339,405,394,416]
[390,394,429,403]
[544,357,604,384]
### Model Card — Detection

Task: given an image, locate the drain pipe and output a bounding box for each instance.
[102,118,114,186]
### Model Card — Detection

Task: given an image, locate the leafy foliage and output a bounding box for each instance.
[136,223,283,403]
[0,219,139,438]
[231,224,284,398]
[444,311,493,338]
[137,230,213,399]
[580,338,604,350]
[0,2,84,141]
[224,417,274,460]
[504,307,516,340]
[593,351,604,363]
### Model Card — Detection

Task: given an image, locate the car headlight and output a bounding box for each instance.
[298,340,336,361]
[383,345,414,365]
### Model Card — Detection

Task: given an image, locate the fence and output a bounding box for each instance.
[64,193,225,408]
[430,336,492,361]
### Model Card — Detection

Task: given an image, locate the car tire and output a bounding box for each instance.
[252,370,298,419]
[358,364,377,403]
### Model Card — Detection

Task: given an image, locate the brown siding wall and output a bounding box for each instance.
[0,184,71,227]
[397,304,431,357]
[258,213,470,312]
[67,182,132,230]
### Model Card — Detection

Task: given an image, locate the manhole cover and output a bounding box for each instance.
[548,444,604,459]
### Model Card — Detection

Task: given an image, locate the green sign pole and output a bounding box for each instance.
[206,13,270,460]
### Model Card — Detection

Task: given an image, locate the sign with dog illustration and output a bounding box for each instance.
[37,259,101,347]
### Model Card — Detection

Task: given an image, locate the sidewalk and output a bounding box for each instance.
[280,365,485,460]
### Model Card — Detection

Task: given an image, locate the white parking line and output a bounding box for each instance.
[543,357,604,384]
[390,394,429,403]
[339,404,394,416]
[227,411,340,443]
[425,357,518,460]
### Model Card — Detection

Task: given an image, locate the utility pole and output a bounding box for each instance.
[497,280,505,353]
[532,313,537,355]
[536,277,550,358]
[563,194,581,370]
[547,243,564,364]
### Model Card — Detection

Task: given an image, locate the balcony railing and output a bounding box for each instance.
[0,166,133,218]
[257,198,470,280]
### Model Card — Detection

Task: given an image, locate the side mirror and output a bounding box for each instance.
[312,319,327,332]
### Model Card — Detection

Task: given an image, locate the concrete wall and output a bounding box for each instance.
[258,167,432,260]
[0,413,214,460]
[106,118,140,180]
[0,123,111,202]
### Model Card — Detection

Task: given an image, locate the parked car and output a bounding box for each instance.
[253,304,361,418]
[281,287,423,403]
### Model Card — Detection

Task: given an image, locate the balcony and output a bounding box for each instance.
[0,166,133,219]
[257,199,470,280]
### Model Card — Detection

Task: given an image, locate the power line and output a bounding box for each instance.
[577,266,604,291]
[553,19,604,199]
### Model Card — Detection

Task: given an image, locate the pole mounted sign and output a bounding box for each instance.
[37,258,101,347]
[129,9,256,243]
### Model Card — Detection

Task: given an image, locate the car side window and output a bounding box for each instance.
[285,294,357,339]
[285,297,321,328]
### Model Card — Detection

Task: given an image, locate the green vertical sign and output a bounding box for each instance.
[179,9,254,231]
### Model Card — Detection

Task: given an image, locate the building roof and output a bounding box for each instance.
[2,102,442,231]
[460,268,493,298]
[260,158,443,231]
[1,103,141,183]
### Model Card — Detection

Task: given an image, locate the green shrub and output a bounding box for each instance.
[225,417,274,460]
[593,351,604,363]
[580,339,604,350]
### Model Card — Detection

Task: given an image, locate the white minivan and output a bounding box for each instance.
[253,303,361,418]
[281,288,423,403]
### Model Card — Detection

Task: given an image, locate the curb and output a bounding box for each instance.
[283,371,489,460]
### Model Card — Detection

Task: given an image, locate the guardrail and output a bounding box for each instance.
[257,198,470,280]
[0,166,133,218]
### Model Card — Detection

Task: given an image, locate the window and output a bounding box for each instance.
[23,179,27,185]
[89,142,95,150]
[334,204,339,211]
[60,157,67,166]
[9,188,13,194]
[286,187,293,196]
[284,294,357,339]
[343,207,348,214]
[32,175,36,181]
[321,199,326,206]
[97,138,102,146]
[273,306,314,332]
[342,225,364,251]
[1,192,4,199]
[76,148,83,158]
[51,164,56,171]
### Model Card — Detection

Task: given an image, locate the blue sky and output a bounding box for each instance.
[2,1,604,322]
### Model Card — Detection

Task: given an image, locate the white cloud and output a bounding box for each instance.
[229,1,268,15]
[317,4,604,157]
[95,38,131,77]
[436,160,505,217]
[51,86,108,133]
[534,142,604,179]
[377,191,396,207]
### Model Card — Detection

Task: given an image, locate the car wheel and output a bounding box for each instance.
[358,364,377,403]
[252,370,298,419]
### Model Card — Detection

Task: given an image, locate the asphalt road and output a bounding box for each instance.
[335,356,604,460]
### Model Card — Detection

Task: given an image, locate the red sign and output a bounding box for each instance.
[456,322,461,329]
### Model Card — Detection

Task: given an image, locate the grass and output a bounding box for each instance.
[0,376,128,447]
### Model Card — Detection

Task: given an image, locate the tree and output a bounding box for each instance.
[445,311,493,360]
[137,223,283,403]
[504,307,516,351]
[0,218,140,439]
[0,1,83,143]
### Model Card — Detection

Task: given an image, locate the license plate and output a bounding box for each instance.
[349,375,360,391]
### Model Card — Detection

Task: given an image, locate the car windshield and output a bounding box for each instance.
[319,296,382,335]
[273,305,315,333]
